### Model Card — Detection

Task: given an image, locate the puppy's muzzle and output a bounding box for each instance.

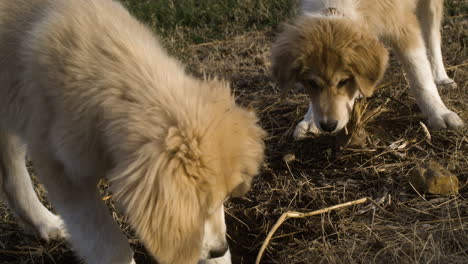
[208,244,229,259]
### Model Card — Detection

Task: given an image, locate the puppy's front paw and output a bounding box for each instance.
[435,78,457,89]
[37,213,68,241]
[427,111,464,130]
[293,120,320,140]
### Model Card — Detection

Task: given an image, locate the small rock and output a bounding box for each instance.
[410,161,459,195]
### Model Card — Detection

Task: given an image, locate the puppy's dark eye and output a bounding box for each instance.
[337,78,350,88]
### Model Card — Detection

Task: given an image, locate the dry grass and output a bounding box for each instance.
[1,1,467,264]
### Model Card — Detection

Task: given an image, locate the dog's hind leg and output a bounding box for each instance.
[392,14,463,130]
[0,129,66,241]
[29,150,134,264]
[293,101,320,140]
[416,0,456,89]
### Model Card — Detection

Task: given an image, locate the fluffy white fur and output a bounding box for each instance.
[0,0,265,263]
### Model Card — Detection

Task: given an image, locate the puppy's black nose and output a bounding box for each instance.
[208,246,229,259]
[319,120,338,132]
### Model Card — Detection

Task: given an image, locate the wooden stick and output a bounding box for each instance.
[255,197,368,264]
[367,198,398,218]
[419,121,431,142]
[446,62,468,70]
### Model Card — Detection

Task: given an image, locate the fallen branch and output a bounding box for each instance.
[255,197,368,264]
[446,62,468,70]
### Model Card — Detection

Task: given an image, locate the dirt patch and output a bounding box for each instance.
[1,12,467,264]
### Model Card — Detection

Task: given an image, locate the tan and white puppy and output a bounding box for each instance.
[272,0,464,139]
[0,0,266,263]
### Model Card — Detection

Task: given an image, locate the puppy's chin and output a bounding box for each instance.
[334,120,349,134]
[336,113,352,132]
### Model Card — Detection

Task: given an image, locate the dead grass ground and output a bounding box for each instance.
[0,1,467,264]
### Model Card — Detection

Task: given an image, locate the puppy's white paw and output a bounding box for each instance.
[435,78,457,89]
[427,111,464,130]
[205,249,232,264]
[293,120,320,140]
[36,213,68,241]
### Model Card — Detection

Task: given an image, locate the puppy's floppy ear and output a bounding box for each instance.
[111,137,206,263]
[348,37,389,97]
[271,26,302,98]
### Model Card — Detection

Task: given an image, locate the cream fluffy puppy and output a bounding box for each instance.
[0,0,265,263]
[272,0,463,138]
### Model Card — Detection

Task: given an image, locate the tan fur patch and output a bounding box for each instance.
[272,16,389,98]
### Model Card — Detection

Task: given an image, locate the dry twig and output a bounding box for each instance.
[255,197,369,264]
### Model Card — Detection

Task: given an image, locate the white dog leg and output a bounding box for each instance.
[417,0,456,88]
[29,151,134,264]
[397,46,463,129]
[293,101,320,140]
[0,130,66,241]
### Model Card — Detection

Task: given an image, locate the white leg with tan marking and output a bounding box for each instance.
[416,0,455,87]
[29,149,134,264]
[397,46,463,129]
[0,130,67,241]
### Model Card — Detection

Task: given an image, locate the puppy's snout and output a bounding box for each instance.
[208,244,229,259]
[319,120,338,132]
